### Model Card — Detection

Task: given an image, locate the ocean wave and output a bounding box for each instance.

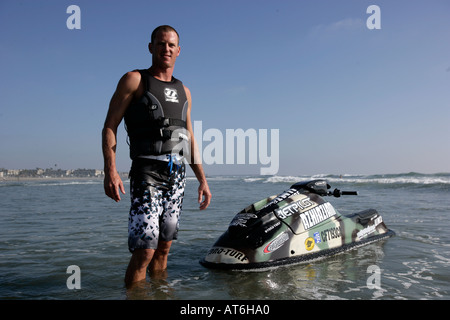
[4,173,447,188]
[243,173,450,186]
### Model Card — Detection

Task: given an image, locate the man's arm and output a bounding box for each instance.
[102,71,140,202]
[184,86,212,210]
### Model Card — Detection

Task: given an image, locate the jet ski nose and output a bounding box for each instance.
[202,247,249,266]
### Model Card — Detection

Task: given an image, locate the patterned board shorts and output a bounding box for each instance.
[128,158,186,252]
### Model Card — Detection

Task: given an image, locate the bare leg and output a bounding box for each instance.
[125,248,155,288]
[148,240,172,273]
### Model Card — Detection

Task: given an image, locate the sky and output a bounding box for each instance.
[0,0,449,176]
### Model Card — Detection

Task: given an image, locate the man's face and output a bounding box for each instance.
[149,30,180,70]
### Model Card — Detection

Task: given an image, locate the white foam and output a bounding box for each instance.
[241,173,450,186]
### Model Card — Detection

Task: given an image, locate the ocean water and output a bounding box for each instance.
[0,173,449,300]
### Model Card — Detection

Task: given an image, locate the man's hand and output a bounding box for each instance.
[104,171,126,202]
[198,181,211,210]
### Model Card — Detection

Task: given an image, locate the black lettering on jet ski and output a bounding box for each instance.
[321,227,341,242]
[207,247,248,262]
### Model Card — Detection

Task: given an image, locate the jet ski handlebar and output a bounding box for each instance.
[329,189,358,197]
[290,180,358,197]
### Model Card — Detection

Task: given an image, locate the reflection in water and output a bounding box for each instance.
[218,241,388,300]
[125,269,176,300]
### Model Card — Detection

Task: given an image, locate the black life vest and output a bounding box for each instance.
[124,69,189,160]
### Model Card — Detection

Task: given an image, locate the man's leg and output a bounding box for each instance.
[148,240,172,273]
[125,248,155,288]
[148,165,185,274]
[127,176,164,287]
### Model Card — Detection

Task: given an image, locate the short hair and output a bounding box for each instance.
[151,25,180,45]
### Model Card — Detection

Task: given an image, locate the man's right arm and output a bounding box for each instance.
[102,71,140,202]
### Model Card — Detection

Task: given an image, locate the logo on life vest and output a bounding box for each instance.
[164,88,179,103]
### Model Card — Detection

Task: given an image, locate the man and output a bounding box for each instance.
[102,25,211,288]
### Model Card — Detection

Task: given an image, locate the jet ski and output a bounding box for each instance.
[200,180,395,270]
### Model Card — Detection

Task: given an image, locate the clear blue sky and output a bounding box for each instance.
[1,0,449,176]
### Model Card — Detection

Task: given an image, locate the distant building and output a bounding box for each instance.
[0,168,116,179]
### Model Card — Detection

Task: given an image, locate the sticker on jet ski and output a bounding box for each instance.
[206,247,249,263]
[263,232,289,254]
[356,216,383,240]
[317,226,341,243]
[229,213,257,228]
[274,196,313,219]
[300,202,337,230]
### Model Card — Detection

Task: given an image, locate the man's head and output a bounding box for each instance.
[149,25,181,70]
[151,25,180,45]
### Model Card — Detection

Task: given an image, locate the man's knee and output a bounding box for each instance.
[155,241,172,256]
[132,248,155,266]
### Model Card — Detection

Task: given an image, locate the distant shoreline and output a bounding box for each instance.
[0,174,129,183]
[0,176,102,182]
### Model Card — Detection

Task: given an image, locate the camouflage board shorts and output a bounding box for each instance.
[128,157,186,252]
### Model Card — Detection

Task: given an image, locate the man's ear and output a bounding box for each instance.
[148,42,153,54]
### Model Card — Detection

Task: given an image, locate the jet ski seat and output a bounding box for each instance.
[346,209,378,226]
